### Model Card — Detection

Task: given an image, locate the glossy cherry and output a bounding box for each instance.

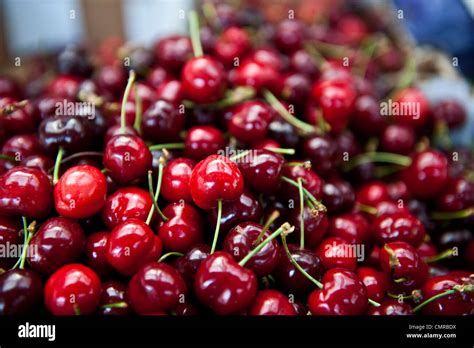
[154,35,193,72]
[248,289,297,315]
[39,115,93,153]
[371,212,425,247]
[315,237,357,271]
[228,100,273,144]
[432,99,467,128]
[1,134,43,160]
[141,99,185,143]
[356,267,389,302]
[0,97,36,135]
[215,26,251,66]
[322,179,355,214]
[352,94,386,137]
[99,280,130,315]
[356,181,390,207]
[380,124,415,155]
[436,176,474,212]
[368,300,413,315]
[184,126,226,160]
[238,149,284,194]
[328,213,370,245]
[289,207,329,248]
[0,269,43,315]
[20,155,54,174]
[0,216,22,269]
[84,231,114,276]
[95,65,127,98]
[392,88,430,129]
[161,158,196,202]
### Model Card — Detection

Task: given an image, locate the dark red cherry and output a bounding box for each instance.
[95,65,127,98]
[161,158,196,203]
[54,165,107,219]
[103,134,152,185]
[0,269,43,315]
[141,100,185,143]
[194,251,257,315]
[280,73,311,106]
[56,45,92,77]
[0,216,21,269]
[0,77,21,99]
[99,280,130,315]
[238,149,284,194]
[432,99,466,128]
[380,124,415,155]
[387,180,411,201]
[273,19,304,52]
[0,166,53,218]
[289,207,329,248]
[39,115,92,153]
[155,80,184,105]
[376,47,404,72]
[106,219,156,276]
[189,154,244,210]
[328,213,370,245]
[128,82,157,112]
[215,26,251,67]
[356,181,389,207]
[316,237,357,271]
[47,75,81,99]
[308,268,368,315]
[147,66,172,89]
[379,241,429,292]
[368,300,413,315]
[20,155,54,174]
[371,212,425,247]
[274,244,323,296]
[228,100,273,144]
[223,222,280,277]
[352,94,386,137]
[158,202,204,253]
[289,49,320,78]
[401,150,448,199]
[173,244,210,288]
[302,135,338,178]
[392,88,430,129]
[28,217,85,274]
[356,267,389,302]
[279,162,323,201]
[154,35,193,72]
[101,187,153,229]
[420,275,473,315]
[322,179,355,214]
[84,231,114,277]
[104,124,138,145]
[208,188,262,233]
[248,289,297,315]
[436,176,474,212]
[1,134,43,160]
[0,98,36,135]
[184,126,226,160]
[127,262,187,314]
[181,56,226,104]
[44,264,101,315]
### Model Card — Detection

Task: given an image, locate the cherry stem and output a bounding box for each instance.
[146,160,168,225]
[280,233,323,289]
[13,218,35,270]
[387,55,416,100]
[424,248,456,263]
[303,43,329,66]
[280,176,327,213]
[344,152,412,172]
[266,147,295,155]
[158,251,184,263]
[355,36,379,78]
[149,143,185,151]
[298,178,305,249]
[0,154,16,162]
[286,161,311,169]
[262,89,317,135]
[356,203,378,215]
[53,146,65,185]
[133,85,142,134]
[430,207,474,220]
[0,100,28,115]
[210,199,223,254]
[229,150,251,162]
[254,210,280,246]
[60,151,103,165]
[239,222,293,267]
[202,1,220,29]
[100,302,128,309]
[412,283,473,313]
[120,70,136,133]
[189,10,204,57]
[214,86,256,109]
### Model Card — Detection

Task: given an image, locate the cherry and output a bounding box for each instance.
[56,45,92,77]
[106,218,157,276]
[154,35,193,72]
[232,59,280,92]
[0,166,53,218]
[288,207,329,248]
[184,126,226,160]
[371,212,425,247]
[158,202,204,253]
[328,213,370,245]
[141,100,185,143]
[147,66,172,89]
[273,19,305,52]
[356,181,390,207]
[20,155,54,174]
[387,180,411,201]
[322,179,355,214]
[238,149,284,194]
[84,231,114,276]
[223,222,280,276]
[432,99,466,128]
[316,237,357,271]
[280,73,311,106]
[279,162,323,201]
[356,267,389,302]
[156,80,184,105]
[95,65,127,98]
[308,268,368,315]
[102,187,153,229]
[44,264,101,315]
[392,88,430,129]
[194,251,257,315]
[99,280,130,315]
[247,48,283,71]
[289,49,320,78]
[381,124,415,155]
[368,300,413,315]
[103,134,152,185]
[379,241,429,292]
[0,269,43,315]
[436,176,474,212]
[47,75,81,99]
[302,135,338,178]
[173,244,210,288]
[0,98,36,135]
[248,289,297,315]
[127,262,187,314]
[215,26,251,67]
[189,154,244,210]
[0,77,21,99]
[54,165,107,219]
[39,115,93,153]
[104,124,138,145]
[28,217,85,274]
[401,149,448,199]
[274,244,323,296]
[161,158,196,202]
[1,134,43,160]
[352,95,386,137]
[0,216,22,269]
[228,100,273,144]
[376,47,404,72]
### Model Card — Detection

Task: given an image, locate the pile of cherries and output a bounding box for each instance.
[0,2,473,316]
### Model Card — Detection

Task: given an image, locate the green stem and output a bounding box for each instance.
[60,151,103,165]
[145,161,168,225]
[266,148,295,155]
[214,86,255,108]
[344,152,412,172]
[53,147,65,185]
[239,223,293,267]
[189,11,204,57]
[101,302,128,309]
[120,70,136,133]
[16,218,35,270]
[133,85,142,134]
[424,248,456,263]
[210,199,223,254]
[412,284,473,313]
[229,150,251,162]
[158,251,184,263]
[298,178,305,249]
[280,176,326,213]
[430,207,474,220]
[0,154,16,162]
[387,55,416,100]
[149,143,186,151]
[253,210,280,246]
[357,203,378,215]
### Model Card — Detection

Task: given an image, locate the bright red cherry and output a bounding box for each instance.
[1,134,43,160]
[215,26,251,66]
[273,19,304,52]
[232,59,280,92]
[248,290,297,315]
[356,181,389,207]
[356,267,389,302]
[181,56,226,104]
[161,158,196,203]
[352,94,386,137]
[54,165,107,219]
[47,75,81,99]
[101,187,153,229]
[368,300,413,315]
[238,149,284,194]
[184,126,226,160]
[228,100,273,144]
[316,237,357,271]
[371,212,425,247]
[194,251,257,315]
[392,88,430,129]
[0,98,35,135]
[20,155,54,174]
[95,65,127,98]
[189,154,244,210]
[44,264,101,315]
[103,135,152,185]
[0,166,53,218]
[127,262,187,314]
[308,268,368,315]
[328,213,370,245]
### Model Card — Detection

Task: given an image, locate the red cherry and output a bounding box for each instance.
[127,262,187,314]
[232,59,280,92]
[84,231,114,277]
[238,149,284,194]
[0,98,35,135]
[189,154,244,210]
[155,80,184,105]
[328,213,370,245]
[316,237,357,271]
[288,207,329,248]
[20,155,54,174]
[280,162,323,201]
[161,158,196,202]
[308,268,368,315]
[352,95,386,137]
[368,299,413,315]
[154,35,193,72]
[54,165,107,219]
[432,99,466,128]
[290,50,320,78]
[184,126,226,160]
[44,264,101,315]
[103,135,152,185]
[1,134,43,160]
[99,280,130,315]
[0,166,53,218]
[47,75,81,99]
[0,216,22,269]
[436,176,474,212]
[141,100,185,143]
[356,267,389,302]
[215,26,251,67]
[194,251,257,315]
[101,187,153,229]
[181,56,226,104]
[173,244,210,288]
[273,20,304,52]
[95,65,127,98]
[228,100,273,144]
[380,124,415,155]
[392,88,430,129]
[322,179,355,214]
[0,269,43,314]
[356,181,389,207]
[371,212,425,247]
[336,15,369,44]
[248,289,297,315]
